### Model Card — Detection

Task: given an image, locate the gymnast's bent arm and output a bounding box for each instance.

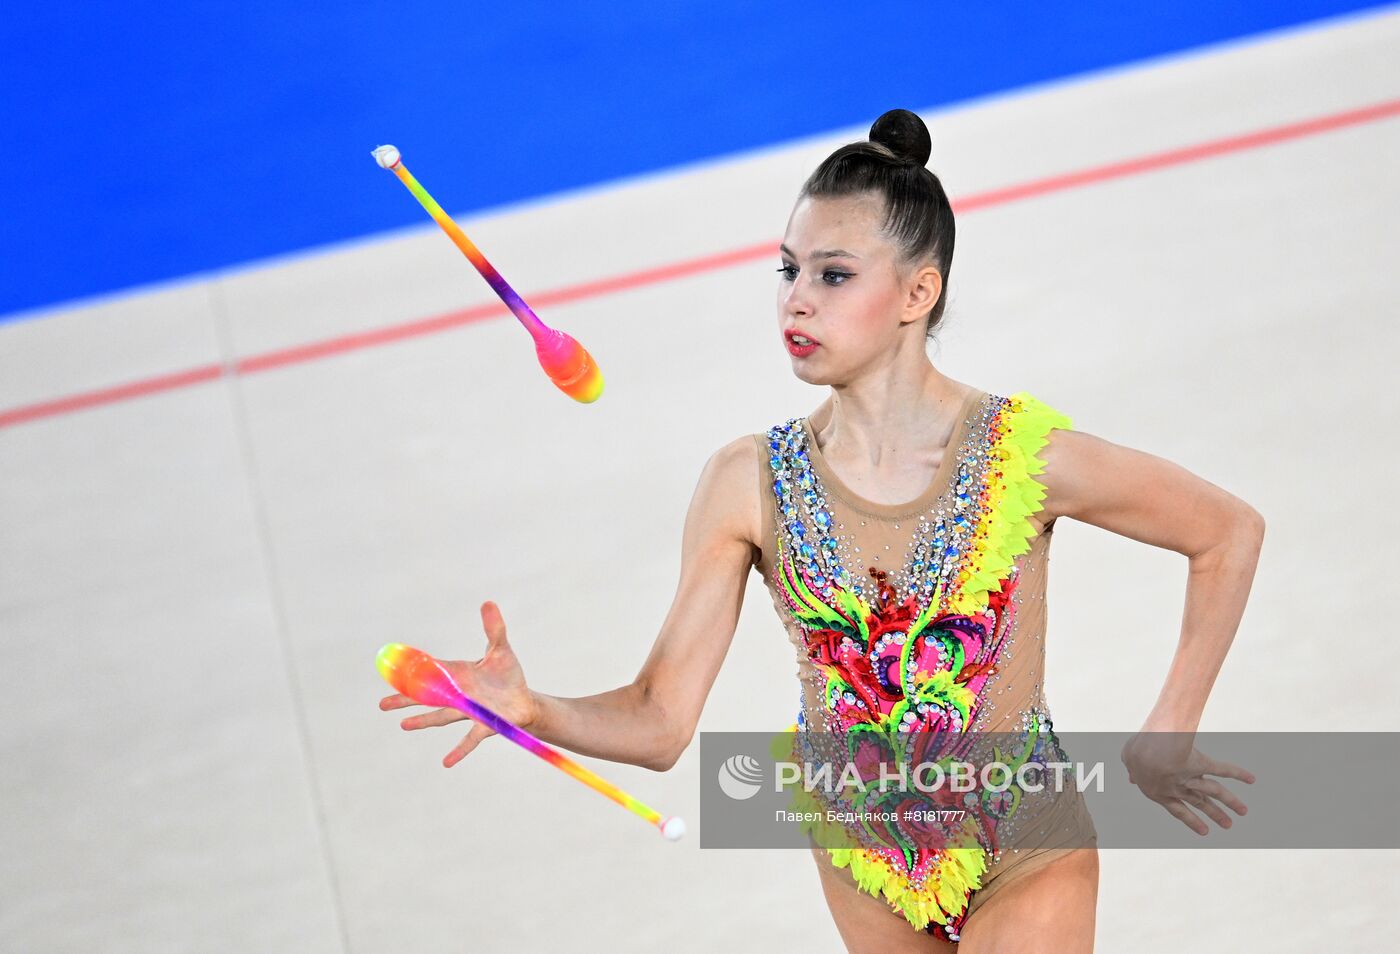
[381,436,760,773]
[1036,427,1264,833]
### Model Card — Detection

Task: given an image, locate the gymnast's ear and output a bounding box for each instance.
[899,257,943,331]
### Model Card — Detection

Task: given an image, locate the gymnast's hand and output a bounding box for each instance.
[1120,732,1255,836]
[378,601,539,768]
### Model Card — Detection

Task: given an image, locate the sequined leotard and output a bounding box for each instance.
[751,388,1097,943]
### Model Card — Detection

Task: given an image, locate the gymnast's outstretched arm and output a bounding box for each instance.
[380,436,760,773]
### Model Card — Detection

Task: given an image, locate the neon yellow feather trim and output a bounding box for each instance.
[827,837,988,930]
[949,391,1072,616]
[771,724,988,931]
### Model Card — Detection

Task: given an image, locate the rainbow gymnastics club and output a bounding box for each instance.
[376,643,685,841]
[371,145,604,403]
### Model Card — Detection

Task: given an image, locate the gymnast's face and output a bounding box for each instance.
[777,193,936,386]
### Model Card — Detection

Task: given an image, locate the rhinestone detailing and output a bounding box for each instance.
[764,406,984,609]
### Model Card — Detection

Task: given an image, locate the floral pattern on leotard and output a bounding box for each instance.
[764,391,1073,943]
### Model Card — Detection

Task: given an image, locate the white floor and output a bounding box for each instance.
[3,9,1398,951]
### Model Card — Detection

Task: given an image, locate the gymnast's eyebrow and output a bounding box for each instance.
[779,244,861,260]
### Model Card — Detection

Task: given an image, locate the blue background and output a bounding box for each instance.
[0,1,1388,322]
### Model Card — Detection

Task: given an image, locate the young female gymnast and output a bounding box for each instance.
[379,108,1263,951]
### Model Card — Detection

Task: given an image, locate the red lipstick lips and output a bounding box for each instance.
[785,329,820,357]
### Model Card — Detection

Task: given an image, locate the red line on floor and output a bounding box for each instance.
[0,364,225,429]
[3,97,1397,430]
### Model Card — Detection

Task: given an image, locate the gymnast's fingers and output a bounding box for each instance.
[400,706,470,731]
[379,692,418,711]
[444,722,496,768]
[1202,756,1256,785]
[1161,797,1209,836]
[1180,787,1233,830]
[1186,777,1248,816]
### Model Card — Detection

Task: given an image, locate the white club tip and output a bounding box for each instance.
[372,145,401,169]
[661,816,686,841]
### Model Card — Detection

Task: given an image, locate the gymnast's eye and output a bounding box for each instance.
[777,264,850,286]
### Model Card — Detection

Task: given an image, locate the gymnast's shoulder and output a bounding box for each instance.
[681,432,767,556]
